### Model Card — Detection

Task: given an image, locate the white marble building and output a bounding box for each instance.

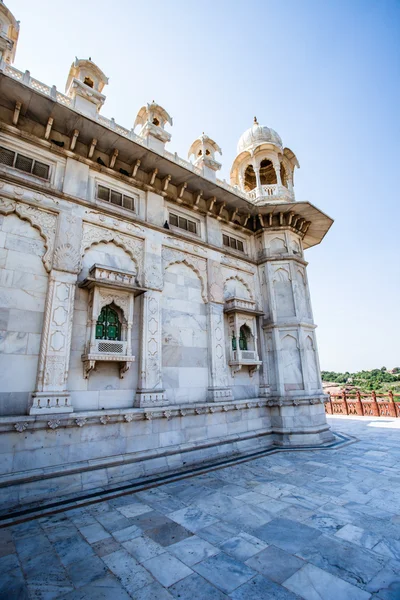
[0,1,334,508]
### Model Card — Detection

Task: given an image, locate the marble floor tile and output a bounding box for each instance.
[67,554,109,588]
[146,521,193,547]
[297,533,387,587]
[111,523,142,542]
[253,518,322,554]
[169,572,229,599]
[231,573,301,599]
[372,537,400,561]
[91,537,121,557]
[245,544,305,583]
[168,506,219,532]
[169,535,220,566]
[220,532,267,561]
[94,509,133,533]
[0,567,31,600]
[58,574,132,600]
[102,548,154,594]
[80,523,111,544]
[365,560,400,600]
[196,521,241,545]
[123,534,165,563]
[335,523,382,549]
[117,502,153,518]
[193,552,256,594]
[283,562,371,600]
[142,552,193,588]
[53,535,95,567]
[133,580,175,600]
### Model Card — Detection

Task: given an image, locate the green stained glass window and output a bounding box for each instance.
[232,335,237,351]
[239,326,248,351]
[95,305,121,340]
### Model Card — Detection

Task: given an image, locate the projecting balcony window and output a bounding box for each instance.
[223,234,244,253]
[169,212,197,234]
[0,146,50,179]
[96,184,135,212]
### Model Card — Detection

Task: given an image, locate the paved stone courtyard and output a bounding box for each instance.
[1,416,400,600]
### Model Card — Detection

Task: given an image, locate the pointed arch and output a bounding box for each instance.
[165,258,207,303]
[0,198,57,272]
[81,224,142,278]
[223,275,254,301]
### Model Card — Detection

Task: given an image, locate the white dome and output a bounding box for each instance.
[237,120,282,154]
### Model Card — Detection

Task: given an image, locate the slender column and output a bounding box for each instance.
[254,165,262,193]
[30,269,77,414]
[30,211,82,414]
[207,302,233,402]
[135,290,168,407]
[274,162,282,186]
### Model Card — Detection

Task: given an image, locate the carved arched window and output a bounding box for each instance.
[259,159,277,185]
[239,324,251,351]
[96,304,121,341]
[244,164,256,191]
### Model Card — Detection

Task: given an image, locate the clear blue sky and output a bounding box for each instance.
[9,0,400,372]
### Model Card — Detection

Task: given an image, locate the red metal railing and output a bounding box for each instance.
[326,391,400,418]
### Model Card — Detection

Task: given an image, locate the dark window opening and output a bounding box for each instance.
[0,146,50,180]
[244,164,256,192]
[223,234,245,253]
[96,184,135,212]
[259,159,277,185]
[169,212,197,234]
[83,76,94,88]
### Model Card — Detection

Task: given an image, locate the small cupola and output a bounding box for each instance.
[65,57,109,118]
[230,117,299,205]
[0,0,19,64]
[134,101,173,153]
[188,133,222,181]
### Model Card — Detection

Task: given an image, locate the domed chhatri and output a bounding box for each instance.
[237,118,282,154]
[0,0,19,64]
[231,117,299,206]
[188,133,222,181]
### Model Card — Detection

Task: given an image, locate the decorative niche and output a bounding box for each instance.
[80,264,146,379]
[224,297,263,376]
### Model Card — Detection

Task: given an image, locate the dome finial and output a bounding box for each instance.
[254,116,258,125]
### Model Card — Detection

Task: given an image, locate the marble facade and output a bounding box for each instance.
[0,1,334,508]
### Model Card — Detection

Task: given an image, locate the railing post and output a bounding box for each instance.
[389,390,394,403]
[342,390,349,415]
[356,390,362,415]
[23,69,31,84]
[371,390,378,415]
[328,391,333,414]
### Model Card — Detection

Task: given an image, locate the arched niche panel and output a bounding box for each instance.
[281,333,304,391]
[273,267,295,318]
[162,261,208,403]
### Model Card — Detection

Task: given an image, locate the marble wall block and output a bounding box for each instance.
[0,214,48,414]
[162,262,209,404]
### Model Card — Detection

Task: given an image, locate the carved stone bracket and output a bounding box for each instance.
[82,355,135,379]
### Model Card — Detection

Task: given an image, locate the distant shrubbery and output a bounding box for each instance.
[321,367,400,392]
